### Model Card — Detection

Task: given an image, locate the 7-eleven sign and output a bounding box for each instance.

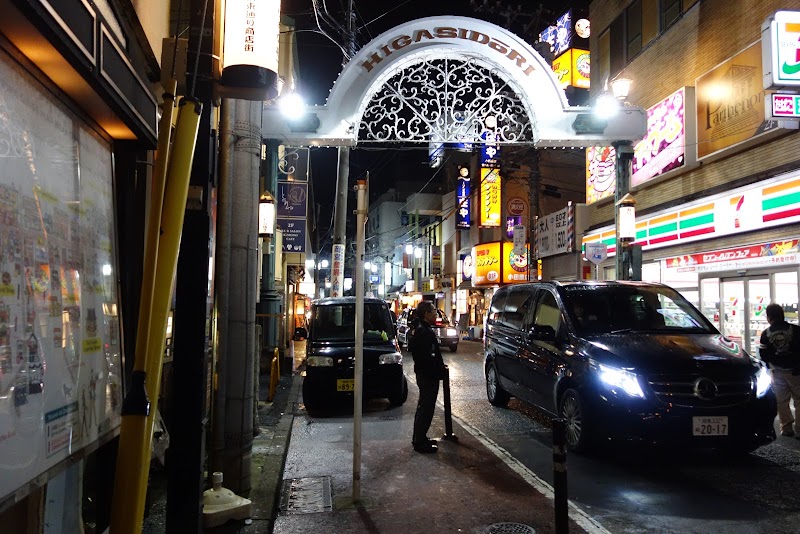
[764,10,800,87]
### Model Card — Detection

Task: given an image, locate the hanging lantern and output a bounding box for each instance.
[221,0,281,100]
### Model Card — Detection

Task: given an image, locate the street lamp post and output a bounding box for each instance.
[609,75,636,281]
[613,142,634,280]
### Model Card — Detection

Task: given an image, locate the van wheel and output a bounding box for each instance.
[389,377,408,406]
[450,345,458,353]
[486,363,510,407]
[559,388,592,452]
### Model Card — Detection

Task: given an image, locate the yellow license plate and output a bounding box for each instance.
[336,379,355,392]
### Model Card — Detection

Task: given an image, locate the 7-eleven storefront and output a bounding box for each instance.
[583,170,800,355]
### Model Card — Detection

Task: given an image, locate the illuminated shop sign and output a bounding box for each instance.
[539,10,573,57]
[771,93,800,117]
[535,204,574,258]
[631,87,696,187]
[480,168,502,227]
[551,48,590,89]
[582,171,800,256]
[472,242,501,286]
[585,145,615,204]
[502,242,529,284]
[480,130,500,167]
[763,10,800,87]
[456,167,471,228]
[696,41,779,159]
[664,240,800,273]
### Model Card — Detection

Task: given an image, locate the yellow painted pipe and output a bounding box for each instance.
[111,96,202,533]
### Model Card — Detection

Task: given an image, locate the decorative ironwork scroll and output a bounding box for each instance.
[358,55,535,144]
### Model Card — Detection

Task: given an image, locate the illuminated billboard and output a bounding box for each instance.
[551,48,590,89]
[456,167,471,228]
[585,146,616,204]
[631,87,696,187]
[502,242,529,284]
[472,242,501,286]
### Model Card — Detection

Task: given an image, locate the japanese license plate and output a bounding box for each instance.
[693,416,728,436]
[336,379,354,392]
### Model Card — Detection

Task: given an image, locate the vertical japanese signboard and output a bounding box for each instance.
[480,168,502,227]
[276,180,308,252]
[456,167,471,228]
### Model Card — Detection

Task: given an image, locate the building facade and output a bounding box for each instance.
[586,0,800,355]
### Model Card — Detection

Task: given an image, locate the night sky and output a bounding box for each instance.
[279,0,587,250]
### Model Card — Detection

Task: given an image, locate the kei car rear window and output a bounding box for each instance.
[312,303,393,341]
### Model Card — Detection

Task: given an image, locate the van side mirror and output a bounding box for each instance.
[528,325,556,342]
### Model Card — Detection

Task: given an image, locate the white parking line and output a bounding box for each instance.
[406,372,610,534]
[450,413,612,534]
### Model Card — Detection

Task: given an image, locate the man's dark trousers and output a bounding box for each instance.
[413,372,440,445]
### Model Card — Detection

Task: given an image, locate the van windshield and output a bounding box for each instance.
[311,303,394,342]
[561,285,715,335]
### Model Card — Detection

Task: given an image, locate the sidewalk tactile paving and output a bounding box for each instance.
[278,476,333,515]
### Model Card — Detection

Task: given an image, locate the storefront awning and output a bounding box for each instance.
[457,280,476,290]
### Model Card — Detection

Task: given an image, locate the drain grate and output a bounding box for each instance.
[484,523,536,534]
[278,476,333,515]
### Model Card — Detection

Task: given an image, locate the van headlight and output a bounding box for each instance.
[307,356,333,367]
[755,364,772,398]
[379,352,403,365]
[594,362,644,398]
[446,328,458,337]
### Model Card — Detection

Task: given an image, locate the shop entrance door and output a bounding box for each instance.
[710,273,798,354]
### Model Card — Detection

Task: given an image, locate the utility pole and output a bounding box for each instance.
[528,149,540,281]
[352,177,367,503]
[331,0,357,297]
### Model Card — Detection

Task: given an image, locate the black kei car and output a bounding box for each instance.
[484,281,777,453]
[302,297,408,410]
[396,307,460,352]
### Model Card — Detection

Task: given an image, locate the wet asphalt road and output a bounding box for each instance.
[427,339,800,534]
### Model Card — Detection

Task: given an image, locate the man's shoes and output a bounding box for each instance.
[427,438,438,446]
[781,429,795,437]
[413,442,438,453]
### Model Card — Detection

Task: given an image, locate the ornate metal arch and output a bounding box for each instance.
[357,54,535,145]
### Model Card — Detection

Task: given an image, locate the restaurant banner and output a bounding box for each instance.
[551,48,590,89]
[277,181,308,218]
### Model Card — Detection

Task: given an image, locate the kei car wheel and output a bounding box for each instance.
[389,377,409,406]
[302,381,321,412]
[449,344,458,353]
[559,388,592,452]
[486,363,510,407]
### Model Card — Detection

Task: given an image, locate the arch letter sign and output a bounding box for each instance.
[262,16,646,148]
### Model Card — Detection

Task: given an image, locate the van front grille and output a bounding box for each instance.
[646,374,753,408]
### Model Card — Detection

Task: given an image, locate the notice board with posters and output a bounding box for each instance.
[0,52,122,506]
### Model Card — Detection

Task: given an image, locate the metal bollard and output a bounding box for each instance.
[441,365,458,441]
[552,418,569,533]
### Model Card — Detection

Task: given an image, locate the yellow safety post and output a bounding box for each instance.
[268,348,280,401]
[111,96,202,533]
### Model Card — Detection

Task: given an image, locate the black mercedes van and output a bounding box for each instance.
[484,281,776,453]
[302,297,408,410]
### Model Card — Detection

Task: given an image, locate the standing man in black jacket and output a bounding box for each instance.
[408,301,446,453]
[759,303,800,437]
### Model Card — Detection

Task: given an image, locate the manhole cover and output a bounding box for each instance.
[485,523,536,534]
[278,476,333,515]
